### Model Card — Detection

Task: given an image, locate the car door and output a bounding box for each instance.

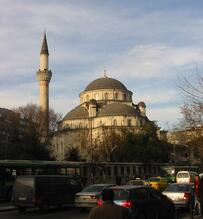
[147,187,173,219]
[131,188,157,219]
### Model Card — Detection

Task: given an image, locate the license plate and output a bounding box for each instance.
[19,197,27,201]
[171,196,178,201]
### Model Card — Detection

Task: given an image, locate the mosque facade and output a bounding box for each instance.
[50,73,150,161]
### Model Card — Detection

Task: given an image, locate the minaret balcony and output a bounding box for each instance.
[37,69,52,82]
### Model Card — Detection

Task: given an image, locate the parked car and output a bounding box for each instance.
[74,183,115,209]
[146,177,168,191]
[176,171,198,184]
[126,179,147,186]
[12,175,82,212]
[97,185,175,219]
[162,183,195,209]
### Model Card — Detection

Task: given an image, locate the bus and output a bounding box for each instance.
[0,160,87,200]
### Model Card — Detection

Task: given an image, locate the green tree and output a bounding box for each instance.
[112,123,171,162]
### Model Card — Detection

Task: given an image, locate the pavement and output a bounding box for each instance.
[0,201,16,212]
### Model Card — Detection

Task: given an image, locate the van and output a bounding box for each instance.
[176,171,198,184]
[12,175,82,212]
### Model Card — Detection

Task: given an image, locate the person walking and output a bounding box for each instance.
[199,175,203,216]
[194,175,200,214]
[87,189,130,219]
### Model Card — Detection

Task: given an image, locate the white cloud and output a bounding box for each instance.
[147,106,181,129]
[109,45,203,79]
[135,89,179,105]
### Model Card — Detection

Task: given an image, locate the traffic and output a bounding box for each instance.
[7,169,202,218]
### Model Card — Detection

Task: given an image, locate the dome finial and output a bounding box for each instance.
[103,67,107,78]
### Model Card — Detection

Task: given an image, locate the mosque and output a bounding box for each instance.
[37,34,151,161]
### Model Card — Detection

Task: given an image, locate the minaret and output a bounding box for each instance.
[36,32,52,139]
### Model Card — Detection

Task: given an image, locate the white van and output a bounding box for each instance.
[176,171,198,183]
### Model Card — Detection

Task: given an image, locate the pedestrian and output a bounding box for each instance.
[87,189,130,219]
[199,175,203,216]
[194,175,200,214]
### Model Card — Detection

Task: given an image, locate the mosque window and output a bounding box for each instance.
[127,119,131,126]
[113,119,117,126]
[104,92,109,100]
[99,120,102,126]
[115,93,118,99]
[79,122,82,128]
[86,95,89,101]
[123,93,126,100]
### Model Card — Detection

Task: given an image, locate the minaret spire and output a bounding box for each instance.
[37,32,52,141]
[40,32,49,55]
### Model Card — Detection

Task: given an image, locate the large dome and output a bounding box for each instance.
[84,77,128,92]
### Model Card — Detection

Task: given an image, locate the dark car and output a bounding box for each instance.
[12,175,82,212]
[97,185,175,219]
[162,183,195,209]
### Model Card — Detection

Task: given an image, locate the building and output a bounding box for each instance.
[51,73,150,161]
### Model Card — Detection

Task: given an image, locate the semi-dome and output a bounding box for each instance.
[98,103,138,117]
[84,77,128,92]
[63,106,88,120]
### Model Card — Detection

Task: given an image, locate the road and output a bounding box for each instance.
[0,207,89,219]
[0,207,202,219]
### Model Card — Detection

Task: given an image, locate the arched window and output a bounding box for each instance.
[79,122,82,128]
[99,120,103,126]
[115,92,118,100]
[123,93,126,100]
[127,119,131,126]
[113,119,117,126]
[104,92,109,100]
[86,95,89,101]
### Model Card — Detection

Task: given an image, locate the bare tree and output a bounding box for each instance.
[13,103,62,141]
[178,70,203,159]
[99,127,123,162]
[179,69,203,104]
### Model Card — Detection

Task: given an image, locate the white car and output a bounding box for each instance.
[74,183,115,209]
[162,183,195,209]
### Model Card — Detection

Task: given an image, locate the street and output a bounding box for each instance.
[0,207,202,219]
[0,207,88,219]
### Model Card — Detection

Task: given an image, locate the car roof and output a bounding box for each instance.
[168,183,194,186]
[111,185,149,190]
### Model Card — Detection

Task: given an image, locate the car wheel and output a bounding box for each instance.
[40,200,50,213]
[136,212,146,219]
[18,207,26,212]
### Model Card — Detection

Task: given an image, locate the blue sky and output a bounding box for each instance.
[0,0,203,129]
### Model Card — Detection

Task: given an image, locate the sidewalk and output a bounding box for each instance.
[0,201,16,212]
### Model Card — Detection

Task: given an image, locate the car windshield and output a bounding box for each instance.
[164,184,190,192]
[82,185,106,192]
[177,173,188,178]
[15,177,34,188]
[147,177,160,182]
[113,189,129,200]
